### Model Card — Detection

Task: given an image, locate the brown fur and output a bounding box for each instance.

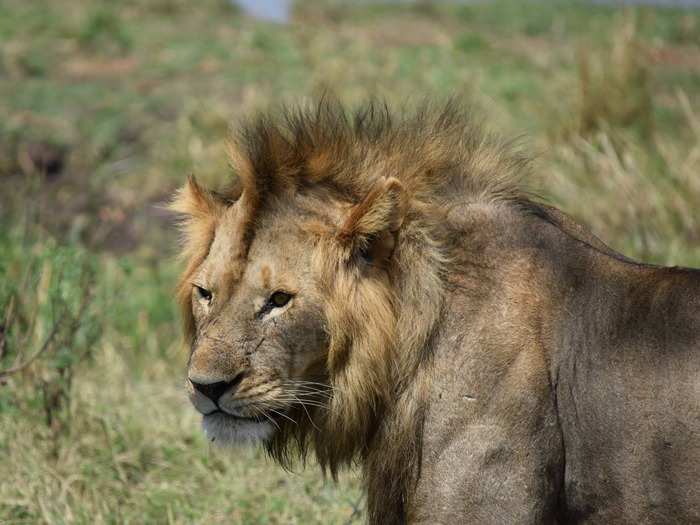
[171,98,536,520]
[171,98,700,524]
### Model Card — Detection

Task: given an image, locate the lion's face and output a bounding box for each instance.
[173,103,418,457]
[186,207,328,444]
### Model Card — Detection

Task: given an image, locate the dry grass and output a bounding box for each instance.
[547,104,700,265]
[576,12,654,138]
[1,1,699,523]
[1,345,363,524]
[542,12,700,267]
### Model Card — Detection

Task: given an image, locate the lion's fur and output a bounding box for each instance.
[172,97,536,520]
[173,97,700,524]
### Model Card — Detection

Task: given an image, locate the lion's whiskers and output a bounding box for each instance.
[249,404,280,431]
[265,407,297,426]
[287,391,322,432]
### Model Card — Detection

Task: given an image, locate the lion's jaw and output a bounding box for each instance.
[201,411,275,445]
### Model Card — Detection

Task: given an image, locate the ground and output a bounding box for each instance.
[0,0,699,523]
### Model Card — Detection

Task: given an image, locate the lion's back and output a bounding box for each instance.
[556,265,700,523]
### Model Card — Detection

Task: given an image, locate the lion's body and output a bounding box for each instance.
[409,203,700,523]
[172,99,700,524]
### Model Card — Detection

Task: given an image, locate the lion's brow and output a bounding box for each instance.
[261,265,272,289]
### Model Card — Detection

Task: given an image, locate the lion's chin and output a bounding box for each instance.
[202,412,274,445]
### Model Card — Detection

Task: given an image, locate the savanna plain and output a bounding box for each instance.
[1,0,699,523]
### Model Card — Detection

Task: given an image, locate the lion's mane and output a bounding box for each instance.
[173,97,530,521]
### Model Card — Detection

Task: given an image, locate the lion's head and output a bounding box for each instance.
[171,98,526,473]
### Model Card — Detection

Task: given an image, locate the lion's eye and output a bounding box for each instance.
[194,285,213,303]
[269,291,292,308]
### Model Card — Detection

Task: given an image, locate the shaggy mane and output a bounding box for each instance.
[228,96,529,213]
[172,97,532,523]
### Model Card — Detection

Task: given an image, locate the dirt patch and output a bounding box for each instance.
[62,57,138,79]
[650,44,700,72]
[346,16,454,48]
[17,141,67,180]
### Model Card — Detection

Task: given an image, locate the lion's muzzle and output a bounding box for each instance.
[189,372,244,405]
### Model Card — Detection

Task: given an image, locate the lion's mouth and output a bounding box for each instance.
[201,407,278,444]
[204,409,269,424]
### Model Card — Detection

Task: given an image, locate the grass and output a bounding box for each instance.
[0,0,699,523]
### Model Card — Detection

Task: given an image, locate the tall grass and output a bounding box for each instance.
[543,12,700,267]
[1,1,698,523]
[576,13,654,138]
[548,109,700,266]
[0,206,363,524]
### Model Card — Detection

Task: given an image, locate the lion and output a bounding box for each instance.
[171,98,700,524]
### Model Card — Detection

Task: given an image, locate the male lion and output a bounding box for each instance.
[171,99,700,524]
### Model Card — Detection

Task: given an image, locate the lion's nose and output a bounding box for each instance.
[190,373,244,403]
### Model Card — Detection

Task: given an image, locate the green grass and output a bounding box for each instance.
[1,0,699,523]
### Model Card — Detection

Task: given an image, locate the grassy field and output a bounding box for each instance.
[0,0,699,523]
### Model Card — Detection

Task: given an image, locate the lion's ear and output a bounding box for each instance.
[337,177,407,263]
[169,175,222,219]
[169,175,226,258]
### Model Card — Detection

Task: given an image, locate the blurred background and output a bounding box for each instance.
[0,0,698,523]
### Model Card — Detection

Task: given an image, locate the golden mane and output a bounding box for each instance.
[172,97,531,522]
